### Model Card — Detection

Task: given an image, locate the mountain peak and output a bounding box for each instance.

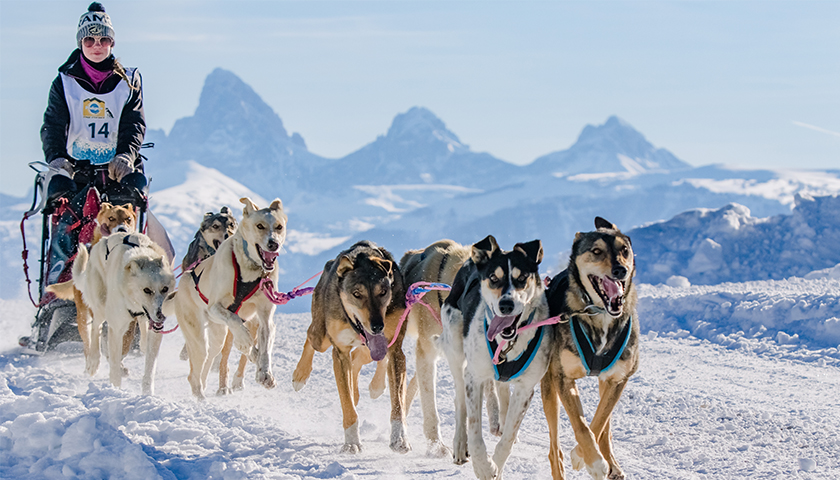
[531,116,691,175]
[386,107,464,148]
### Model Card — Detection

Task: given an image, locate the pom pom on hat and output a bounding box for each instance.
[77,2,115,48]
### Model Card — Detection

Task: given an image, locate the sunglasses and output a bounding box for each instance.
[82,36,113,48]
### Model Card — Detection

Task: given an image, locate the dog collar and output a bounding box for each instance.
[570,315,632,377]
[484,309,544,382]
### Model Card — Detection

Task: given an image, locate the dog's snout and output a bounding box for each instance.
[498,298,515,315]
[266,239,279,252]
[114,225,128,233]
[612,265,627,279]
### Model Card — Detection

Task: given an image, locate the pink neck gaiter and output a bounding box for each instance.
[80,54,112,88]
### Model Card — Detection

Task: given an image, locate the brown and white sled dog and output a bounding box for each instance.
[292,241,411,454]
[175,197,286,399]
[397,239,472,456]
[541,217,640,480]
[439,235,551,479]
[61,232,174,395]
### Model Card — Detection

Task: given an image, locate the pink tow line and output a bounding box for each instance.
[260,271,322,305]
[387,282,452,348]
[491,313,568,365]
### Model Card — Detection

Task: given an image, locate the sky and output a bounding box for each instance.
[1,0,838,197]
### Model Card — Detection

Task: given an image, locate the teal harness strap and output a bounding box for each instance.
[484,309,544,382]
[570,315,632,377]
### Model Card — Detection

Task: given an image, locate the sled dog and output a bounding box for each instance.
[181,206,238,271]
[48,202,139,372]
[175,197,286,399]
[63,232,173,394]
[541,217,640,480]
[397,239,472,456]
[440,235,551,479]
[292,241,412,454]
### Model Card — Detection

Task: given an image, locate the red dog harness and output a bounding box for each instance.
[191,250,262,315]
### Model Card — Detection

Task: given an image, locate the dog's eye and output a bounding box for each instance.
[275,225,283,232]
[353,291,362,299]
[379,289,388,297]
[143,288,153,295]
[256,224,265,230]
[108,217,115,222]
[161,286,169,294]
[620,246,629,256]
[213,225,220,230]
[591,248,602,256]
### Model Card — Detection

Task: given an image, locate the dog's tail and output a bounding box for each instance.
[45,280,75,300]
[72,244,90,281]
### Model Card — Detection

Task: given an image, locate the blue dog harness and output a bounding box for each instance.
[570,315,632,376]
[484,309,545,382]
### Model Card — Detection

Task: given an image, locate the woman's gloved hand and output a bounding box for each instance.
[48,157,74,176]
[108,154,134,182]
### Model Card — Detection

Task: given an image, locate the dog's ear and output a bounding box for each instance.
[514,239,543,265]
[99,202,112,210]
[204,211,214,219]
[575,232,584,242]
[595,217,618,231]
[220,206,231,214]
[373,257,394,277]
[240,197,259,216]
[336,255,354,278]
[269,199,283,211]
[120,203,133,211]
[471,235,498,265]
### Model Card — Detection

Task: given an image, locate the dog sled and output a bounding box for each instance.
[17,151,169,354]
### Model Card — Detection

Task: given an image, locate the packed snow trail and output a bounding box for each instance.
[1,291,838,479]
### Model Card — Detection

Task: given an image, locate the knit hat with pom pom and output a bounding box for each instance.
[77,2,115,48]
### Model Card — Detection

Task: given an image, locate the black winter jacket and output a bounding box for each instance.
[40,49,145,169]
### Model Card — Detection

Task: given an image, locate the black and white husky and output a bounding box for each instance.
[439,235,552,479]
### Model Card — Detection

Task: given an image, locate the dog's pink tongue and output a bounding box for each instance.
[602,277,622,301]
[261,250,279,265]
[366,333,389,361]
[487,315,518,341]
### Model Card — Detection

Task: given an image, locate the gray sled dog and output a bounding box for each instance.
[56,232,174,395]
[292,241,412,454]
[541,217,640,480]
[181,206,238,271]
[175,197,286,399]
[440,235,552,479]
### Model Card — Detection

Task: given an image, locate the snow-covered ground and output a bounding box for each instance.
[2,273,839,479]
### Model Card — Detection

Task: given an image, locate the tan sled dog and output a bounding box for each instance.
[55,232,174,395]
[48,202,138,372]
[397,239,472,456]
[541,217,640,480]
[175,197,286,399]
[292,241,411,454]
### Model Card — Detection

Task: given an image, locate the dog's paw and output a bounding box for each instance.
[490,421,502,437]
[292,366,309,391]
[453,437,470,465]
[232,375,244,391]
[120,363,130,378]
[368,381,386,399]
[85,358,99,376]
[340,442,362,454]
[426,440,452,458]
[255,369,276,389]
[608,466,626,480]
[571,445,608,479]
[216,386,232,396]
[472,456,498,480]
[389,421,411,454]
